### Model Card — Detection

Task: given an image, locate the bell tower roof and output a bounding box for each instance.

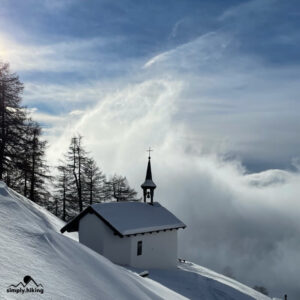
[141,157,156,189]
[141,148,156,204]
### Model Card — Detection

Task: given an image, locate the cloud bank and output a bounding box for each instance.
[50,74,300,298]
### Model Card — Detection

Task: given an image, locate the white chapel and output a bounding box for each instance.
[61,154,186,269]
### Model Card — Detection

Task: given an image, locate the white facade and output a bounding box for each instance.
[79,213,178,269]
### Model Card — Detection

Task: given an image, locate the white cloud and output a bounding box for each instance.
[0,32,124,73]
[24,81,105,105]
[143,31,224,70]
[69,110,84,116]
[218,0,277,22]
[169,18,187,39]
[30,111,63,124]
[46,78,182,168]
[143,52,169,69]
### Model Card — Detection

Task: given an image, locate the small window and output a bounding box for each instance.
[137,241,142,256]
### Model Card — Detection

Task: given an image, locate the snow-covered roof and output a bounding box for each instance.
[61,202,186,236]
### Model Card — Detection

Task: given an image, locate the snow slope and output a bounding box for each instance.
[135,262,272,300]
[0,182,185,300]
[0,181,275,299]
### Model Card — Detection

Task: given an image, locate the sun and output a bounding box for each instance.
[0,36,10,59]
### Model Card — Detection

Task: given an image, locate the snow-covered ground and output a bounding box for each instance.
[131,262,272,300]
[0,181,277,299]
[0,182,185,300]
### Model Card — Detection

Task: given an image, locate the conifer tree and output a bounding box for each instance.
[0,62,25,180]
[106,174,138,202]
[55,135,140,220]
[54,162,72,220]
[0,62,50,204]
[26,121,50,204]
[83,157,105,206]
[66,135,87,212]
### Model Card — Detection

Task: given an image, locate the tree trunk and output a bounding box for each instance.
[78,147,82,211]
[29,131,37,202]
[0,89,6,180]
[90,177,93,205]
[24,171,27,197]
[62,180,66,221]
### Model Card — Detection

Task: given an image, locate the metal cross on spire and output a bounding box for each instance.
[147,147,153,159]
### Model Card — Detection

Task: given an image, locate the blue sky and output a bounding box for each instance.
[1,1,299,168]
[1,1,299,166]
[1,1,300,297]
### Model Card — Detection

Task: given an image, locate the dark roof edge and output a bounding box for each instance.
[123,224,186,237]
[60,206,123,237]
[60,206,92,233]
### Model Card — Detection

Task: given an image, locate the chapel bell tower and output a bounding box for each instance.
[141,148,156,205]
